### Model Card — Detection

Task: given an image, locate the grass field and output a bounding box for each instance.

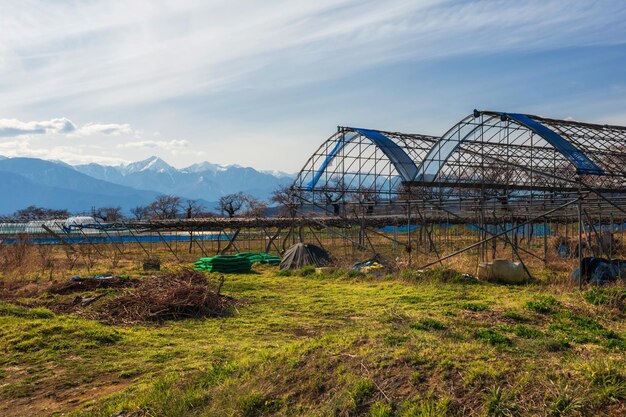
[1,263,625,416]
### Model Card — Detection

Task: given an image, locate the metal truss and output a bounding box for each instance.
[292,110,626,222]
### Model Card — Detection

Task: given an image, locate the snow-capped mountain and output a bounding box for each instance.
[182,161,229,174]
[261,169,294,179]
[0,154,295,214]
[120,156,177,175]
[0,157,159,214]
[73,156,295,202]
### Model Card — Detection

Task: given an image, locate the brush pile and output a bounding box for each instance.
[99,269,235,324]
[49,275,138,294]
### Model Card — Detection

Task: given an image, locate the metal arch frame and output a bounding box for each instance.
[291,110,626,217]
[303,127,423,190]
[291,127,438,200]
[415,110,605,184]
[414,113,498,182]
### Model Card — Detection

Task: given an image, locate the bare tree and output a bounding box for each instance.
[217,192,248,218]
[93,206,123,222]
[148,195,182,219]
[323,178,347,216]
[271,186,299,218]
[244,196,268,217]
[130,205,150,220]
[352,186,380,216]
[14,206,69,220]
[184,199,206,219]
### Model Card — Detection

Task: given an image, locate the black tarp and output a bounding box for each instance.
[279,243,332,270]
[571,257,626,285]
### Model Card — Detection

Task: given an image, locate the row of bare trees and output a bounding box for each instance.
[9,186,302,222]
[128,188,299,220]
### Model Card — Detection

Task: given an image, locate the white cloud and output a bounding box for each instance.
[1,1,624,110]
[0,138,127,165]
[0,117,136,138]
[0,118,76,137]
[0,116,194,165]
[117,139,190,151]
[0,1,624,170]
[76,123,134,136]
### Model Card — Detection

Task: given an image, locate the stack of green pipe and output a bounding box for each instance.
[193,255,252,273]
[193,252,281,273]
[235,252,281,265]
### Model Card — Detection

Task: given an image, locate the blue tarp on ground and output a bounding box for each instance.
[0,233,232,245]
[466,223,551,237]
[571,257,626,285]
[379,225,420,233]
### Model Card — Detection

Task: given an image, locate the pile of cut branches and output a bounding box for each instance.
[100,269,234,324]
[49,276,138,294]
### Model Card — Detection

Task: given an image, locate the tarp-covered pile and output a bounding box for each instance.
[194,252,281,273]
[571,257,626,285]
[280,243,332,270]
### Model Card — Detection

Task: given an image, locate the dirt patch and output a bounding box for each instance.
[459,308,535,325]
[0,279,47,301]
[0,371,131,417]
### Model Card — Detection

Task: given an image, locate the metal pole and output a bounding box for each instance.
[578,183,583,290]
[418,197,583,270]
[543,217,548,267]
[407,199,412,268]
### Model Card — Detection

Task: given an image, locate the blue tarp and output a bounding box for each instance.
[0,233,232,245]
[466,223,551,237]
[505,113,604,176]
[415,110,605,182]
[379,224,420,233]
[307,127,419,190]
[571,257,626,285]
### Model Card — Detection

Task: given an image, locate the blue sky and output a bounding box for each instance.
[0,0,625,171]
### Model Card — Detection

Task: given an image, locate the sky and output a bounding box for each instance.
[1,0,626,172]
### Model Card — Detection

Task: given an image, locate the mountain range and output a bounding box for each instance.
[0,156,294,215]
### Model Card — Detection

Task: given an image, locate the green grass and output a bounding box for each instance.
[525,295,560,314]
[0,268,625,416]
[513,324,543,339]
[410,317,446,331]
[0,301,55,319]
[460,302,490,312]
[583,288,626,312]
[475,329,513,346]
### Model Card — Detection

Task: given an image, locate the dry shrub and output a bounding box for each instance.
[99,269,234,324]
[549,235,576,259]
[0,235,33,270]
[0,279,48,301]
[550,233,623,260]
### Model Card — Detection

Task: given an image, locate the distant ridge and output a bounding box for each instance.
[0,157,159,214]
[73,156,294,202]
[0,155,294,215]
